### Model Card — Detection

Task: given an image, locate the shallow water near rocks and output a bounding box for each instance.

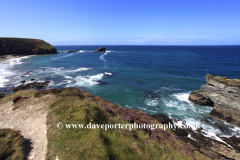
[1,45,240,145]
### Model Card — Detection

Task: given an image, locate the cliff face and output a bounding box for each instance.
[189,74,240,127]
[0,38,57,56]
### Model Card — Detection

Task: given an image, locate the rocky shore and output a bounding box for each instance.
[189,74,240,127]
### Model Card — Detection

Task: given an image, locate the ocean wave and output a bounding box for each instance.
[51,53,75,60]
[0,56,31,87]
[67,73,104,87]
[67,67,92,72]
[145,99,159,106]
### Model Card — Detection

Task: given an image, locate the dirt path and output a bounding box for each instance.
[0,93,55,160]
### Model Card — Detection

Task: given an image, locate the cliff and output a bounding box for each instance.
[189,74,240,127]
[0,38,57,56]
[0,87,211,160]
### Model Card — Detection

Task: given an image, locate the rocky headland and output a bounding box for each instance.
[189,74,240,127]
[0,38,57,59]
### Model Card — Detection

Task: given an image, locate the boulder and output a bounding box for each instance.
[92,47,106,53]
[189,74,240,127]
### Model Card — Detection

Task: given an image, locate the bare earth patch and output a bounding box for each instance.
[0,92,56,160]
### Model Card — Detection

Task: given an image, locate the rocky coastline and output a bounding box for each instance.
[189,74,240,127]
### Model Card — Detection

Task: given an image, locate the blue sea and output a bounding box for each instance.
[1,45,240,144]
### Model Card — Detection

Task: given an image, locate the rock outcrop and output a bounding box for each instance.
[92,46,106,53]
[13,81,51,92]
[0,38,57,56]
[189,74,240,127]
[152,114,240,159]
[67,50,80,53]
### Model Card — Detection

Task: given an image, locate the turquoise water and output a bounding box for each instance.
[1,45,240,142]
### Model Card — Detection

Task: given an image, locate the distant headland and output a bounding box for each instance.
[0,37,57,61]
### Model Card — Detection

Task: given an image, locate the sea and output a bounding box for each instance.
[1,45,240,145]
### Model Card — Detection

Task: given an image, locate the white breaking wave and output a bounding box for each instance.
[0,56,31,87]
[104,72,113,76]
[67,73,104,87]
[145,99,159,106]
[72,67,92,72]
[173,92,191,103]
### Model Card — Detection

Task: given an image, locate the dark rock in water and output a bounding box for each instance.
[0,92,5,99]
[67,50,80,53]
[31,79,35,81]
[13,81,51,92]
[96,80,107,85]
[43,69,46,71]
[189,74,240,127]
[92,47,106,53]
[144,90,162,99]
[20,71,33,77]
[21,80,26,83]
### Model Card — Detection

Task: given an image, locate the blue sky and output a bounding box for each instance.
[1,0,240,45]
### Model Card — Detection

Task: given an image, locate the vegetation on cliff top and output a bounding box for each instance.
[0,88,210,160]
[0,129,25,160]
[0,37,57,55]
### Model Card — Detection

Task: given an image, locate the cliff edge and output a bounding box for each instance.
[189,74,240,127]
[0,38,57,56]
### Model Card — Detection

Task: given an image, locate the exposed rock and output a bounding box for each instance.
[92,47,106,53]
[67,50,80,53]
[31,79,35,81]
[96,80,107,85]
[21,80,26,83]
[189,74,240,127]
[151,114,240,159]
[13,81,51,92]
[0,92,5,99]
[13,96,22,103]
[0,38,57,56]
[150,114,188,137]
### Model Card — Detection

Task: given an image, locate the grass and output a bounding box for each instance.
[38,88,196,160]
[0,88,211,159]
[0,37,55,50]
[0,129,25,160]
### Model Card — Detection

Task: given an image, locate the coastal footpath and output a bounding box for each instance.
[0,38,57,57]
[189,74,240,127]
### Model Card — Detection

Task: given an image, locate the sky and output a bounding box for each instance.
[1,0,240,45]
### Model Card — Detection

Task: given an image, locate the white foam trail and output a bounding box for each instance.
[99,51,111,62]
[75,68,92,72]
[51,53,75,60]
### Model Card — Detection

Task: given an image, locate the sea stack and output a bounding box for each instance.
[189,74,240,127]
[0,37,57,56]
[92,46,106,53]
